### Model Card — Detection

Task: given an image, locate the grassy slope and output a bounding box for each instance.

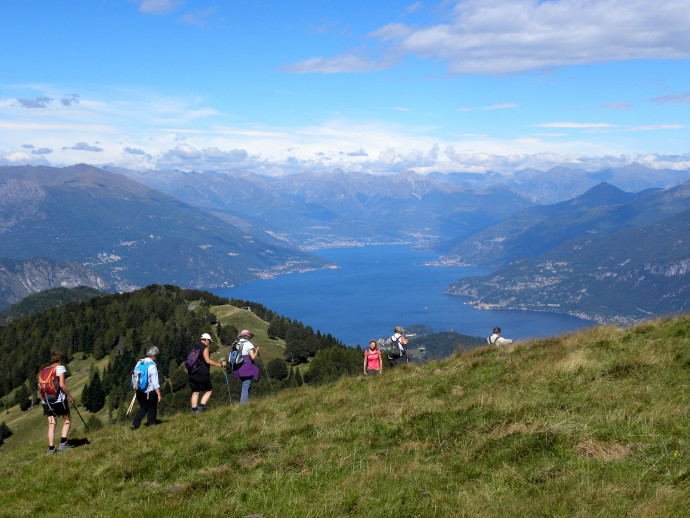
[1,316,688,517]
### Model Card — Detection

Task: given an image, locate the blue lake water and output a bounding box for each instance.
[212,245,592,347]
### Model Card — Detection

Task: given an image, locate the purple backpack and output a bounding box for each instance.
[185,344,203,373]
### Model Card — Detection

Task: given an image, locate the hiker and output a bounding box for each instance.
[130,346,161,430]
[487,327,513,347]
[232,329,260,404]
[39,351,74,455]
[388,326,409,366]
[188,333,227,413]
[364,340,383,375]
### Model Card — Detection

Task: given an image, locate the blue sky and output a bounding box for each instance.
[1,0,689,175]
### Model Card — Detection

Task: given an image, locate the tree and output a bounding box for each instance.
[83,371,105,413]
[14,384,30,411]
[267,358,289,380]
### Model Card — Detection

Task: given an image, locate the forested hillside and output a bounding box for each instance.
[0,285,353,422]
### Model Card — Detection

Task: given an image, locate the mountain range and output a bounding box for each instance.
[108,167,535,249]
[429,162,690,204]
[438,181,690,267]
[0,164,331,309]
[445,209,690,324]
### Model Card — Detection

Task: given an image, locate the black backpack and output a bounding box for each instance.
[185,344,204,374]
[388,336,402,359]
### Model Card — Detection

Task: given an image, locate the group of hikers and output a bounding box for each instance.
[37,325,512,455]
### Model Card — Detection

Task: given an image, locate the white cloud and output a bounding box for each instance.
[599,102,633,110]
[536,122,617,129]
[137,0,181,15]
[285,0,690,76]
[649,92,690,104]
[458,103,518,112]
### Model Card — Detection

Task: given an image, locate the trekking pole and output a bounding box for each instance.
[257,352,273,392]
[72,402,89,432]
[223,367,233,405]
[125,393,137,416]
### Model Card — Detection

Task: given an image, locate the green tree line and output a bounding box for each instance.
[1,285,362,421]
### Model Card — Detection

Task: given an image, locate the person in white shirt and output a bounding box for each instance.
[487,327,513,347]
[131,346,162,430]
[40,351,75,455]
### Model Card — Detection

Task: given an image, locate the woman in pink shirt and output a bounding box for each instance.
[364,340,383,376]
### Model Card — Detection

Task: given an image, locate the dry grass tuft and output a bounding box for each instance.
[575,440,631,461]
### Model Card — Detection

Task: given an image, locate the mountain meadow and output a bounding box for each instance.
[0,285,687,516]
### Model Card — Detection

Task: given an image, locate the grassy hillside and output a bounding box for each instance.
[1,316,688,517]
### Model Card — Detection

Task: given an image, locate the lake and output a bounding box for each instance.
[212,245,592,347]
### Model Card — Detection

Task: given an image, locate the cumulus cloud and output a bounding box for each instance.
[17,96,53,108]
[599,102,633,110]
[157,144,248,169]
[136,0,181,15]
[285,0,690,75]
[347,149,369,157]
[61,93,80,106]
[124,146,153,159]
[282,53,393,74]
[62,142,104,152]
[648,92,690,104]
[458,103,518,112]
[31,148,53,155]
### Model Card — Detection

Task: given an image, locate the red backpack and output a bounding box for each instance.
[38,364,60,401]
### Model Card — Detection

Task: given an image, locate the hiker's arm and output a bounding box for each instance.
[59,372,74,402]
[378,351,383,371]
[248,347,258,360]
[363,353,367,374]
[155,388,161,402]
[400,336,408,345]
[203,347,227,368]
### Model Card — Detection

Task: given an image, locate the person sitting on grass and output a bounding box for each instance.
[487,327,513,347]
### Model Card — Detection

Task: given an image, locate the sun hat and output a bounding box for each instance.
[238,329,254,338]
[200,333,213,341]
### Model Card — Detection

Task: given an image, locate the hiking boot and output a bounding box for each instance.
[48,448,58,455]
[57,442,69,452]
[191,408,200,414]
[130,424,139,430]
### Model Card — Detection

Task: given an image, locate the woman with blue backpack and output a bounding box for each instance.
[130,346,161,430]
[231,329,260,404]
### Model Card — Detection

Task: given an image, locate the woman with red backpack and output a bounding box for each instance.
[38,351,75,455]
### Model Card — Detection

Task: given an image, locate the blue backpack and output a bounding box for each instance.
[229,340,245,370]
[131,359,151,391]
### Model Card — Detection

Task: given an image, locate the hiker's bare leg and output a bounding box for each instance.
[200,391,213,405]
[191,392,199,408]
[47,416,57,447]
[61,414,71,439]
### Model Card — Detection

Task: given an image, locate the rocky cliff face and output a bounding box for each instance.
[0,257,112,310]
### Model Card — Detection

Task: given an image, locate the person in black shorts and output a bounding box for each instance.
[188,333,227,413]
[40,351,75,455]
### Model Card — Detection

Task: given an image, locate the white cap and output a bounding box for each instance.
[200,333,213,342]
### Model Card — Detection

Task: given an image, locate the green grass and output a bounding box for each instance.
[1,316,688,517]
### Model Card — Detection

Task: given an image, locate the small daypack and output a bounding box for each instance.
[38,364,60,401]
[185,344,204,374]
[229,340,245,370]
[388,337,402,359]
[131,359,151,391]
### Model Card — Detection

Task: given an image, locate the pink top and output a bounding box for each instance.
[365,349,381,370]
